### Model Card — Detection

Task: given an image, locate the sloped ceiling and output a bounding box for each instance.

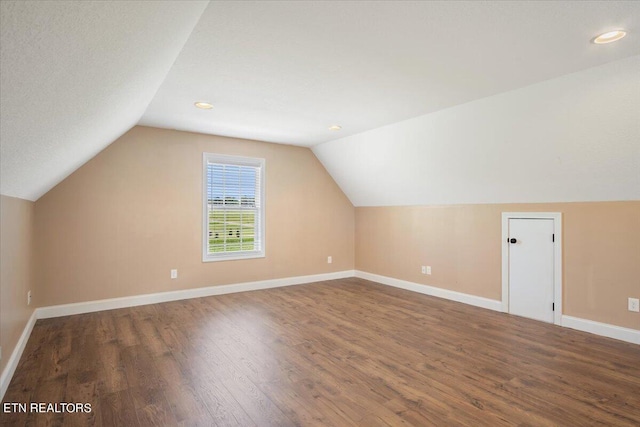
[313,56,640,206]
[0,0,209,201]
[140,1,640,145]
[1,1,639,201]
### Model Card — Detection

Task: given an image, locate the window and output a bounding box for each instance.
[203,153,265,261]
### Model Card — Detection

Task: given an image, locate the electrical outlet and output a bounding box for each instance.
[327,256,332,264]
[421,266,426,274]
[426,266,432,275]
[171,269,178,279]
[27,290,31,306]
[628,298,640,312]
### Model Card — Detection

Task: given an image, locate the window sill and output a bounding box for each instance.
[202,252,265,263]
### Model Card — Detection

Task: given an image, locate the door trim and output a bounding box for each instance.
[501,212,563,325]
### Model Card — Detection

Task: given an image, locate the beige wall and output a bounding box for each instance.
[18,125,639,336]
[1,196,36,375]
[35,126,354,306]
[356,202,640,330]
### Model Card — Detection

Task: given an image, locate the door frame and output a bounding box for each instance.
[501,212,563,325]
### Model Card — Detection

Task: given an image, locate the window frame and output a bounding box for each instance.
[202,153,266,262]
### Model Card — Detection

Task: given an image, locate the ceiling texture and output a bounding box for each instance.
[0,0,209,200]
[2,1,640,201]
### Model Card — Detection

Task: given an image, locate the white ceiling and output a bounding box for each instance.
[141,1,640,146]
[1,1,639,201]
[0,1,209,200]
[313,56,640,206]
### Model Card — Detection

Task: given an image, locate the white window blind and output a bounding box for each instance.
[202,153,265,261]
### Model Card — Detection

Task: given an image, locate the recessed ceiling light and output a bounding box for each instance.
[329,125,342,131]
[593,30,627,44]
[194,101,213,109]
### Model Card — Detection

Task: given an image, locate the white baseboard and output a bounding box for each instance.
[561,315,640,345]
[3,269,637,401]
[36,270,355,319]
[355,270,639,345]
[1,270,354,401]
[1,310,37,401]
[355,270,503,312]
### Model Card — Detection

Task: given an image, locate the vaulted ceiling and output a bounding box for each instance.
[2,1,639,201]
[0,1,209,200]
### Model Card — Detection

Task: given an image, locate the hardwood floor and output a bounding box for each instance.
[2,278,639,426]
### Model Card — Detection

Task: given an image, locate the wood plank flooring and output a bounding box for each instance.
[2,278,639,426]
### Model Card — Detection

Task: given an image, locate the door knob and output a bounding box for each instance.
[509,238,517,244]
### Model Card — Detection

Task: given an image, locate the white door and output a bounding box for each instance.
[508,218,555,323]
